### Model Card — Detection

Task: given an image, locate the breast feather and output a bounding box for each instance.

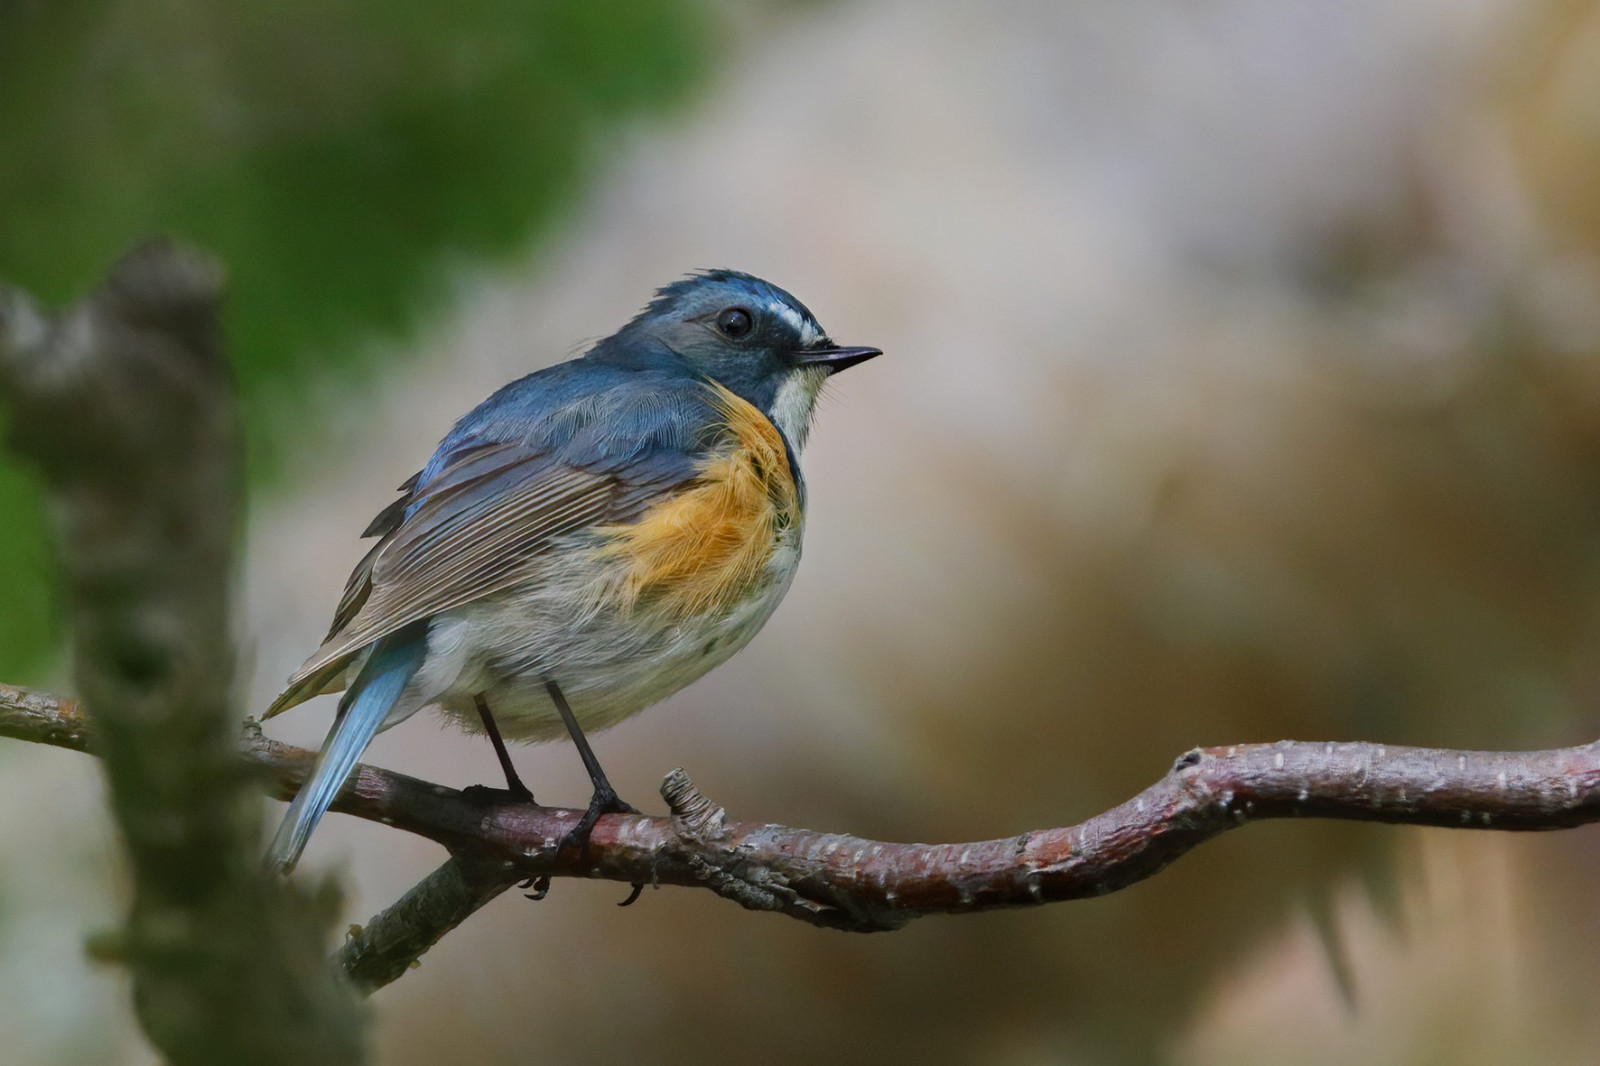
[596,383,800,618]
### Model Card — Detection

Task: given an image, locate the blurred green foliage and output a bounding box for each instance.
[0,0,710,679]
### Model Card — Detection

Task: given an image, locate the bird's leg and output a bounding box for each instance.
[545,678,639,837]
[468,693,534,803]
[545,678,645,906]
[468,694,550,897]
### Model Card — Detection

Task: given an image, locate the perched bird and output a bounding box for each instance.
[263,271,880,872]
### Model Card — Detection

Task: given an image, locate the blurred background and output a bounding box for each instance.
[5,0,1600,1062]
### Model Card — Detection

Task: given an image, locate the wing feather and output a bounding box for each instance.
[265,437,698,718]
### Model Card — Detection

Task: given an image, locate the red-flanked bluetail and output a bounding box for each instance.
[263,271,881,873]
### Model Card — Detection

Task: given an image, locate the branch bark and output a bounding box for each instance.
[334,858,519,994]
[0,245,363,1064]
[6,681,1600,992]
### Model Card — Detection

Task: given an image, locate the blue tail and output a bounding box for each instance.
[267,633,426,872]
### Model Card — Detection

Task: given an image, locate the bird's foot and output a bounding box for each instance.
[558,785,645,906]
[558,784,638,851]
[462,782,535,806]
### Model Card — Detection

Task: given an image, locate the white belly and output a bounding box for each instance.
[399,530,803,743]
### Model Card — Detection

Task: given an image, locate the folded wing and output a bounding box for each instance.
[265,377,711,718]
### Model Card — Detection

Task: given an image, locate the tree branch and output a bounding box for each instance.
[0,245,363,1064]
[334,858,519,995]
[6,680,1600,992]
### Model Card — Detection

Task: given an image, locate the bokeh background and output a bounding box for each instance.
[5,1,1600,1062]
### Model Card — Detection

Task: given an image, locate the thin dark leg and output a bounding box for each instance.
[545,678,645,906]
[470,695,546,897]
[546,684,612,793]
[474,694,533,802]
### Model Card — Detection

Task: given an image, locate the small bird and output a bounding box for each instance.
[263,270,880,873]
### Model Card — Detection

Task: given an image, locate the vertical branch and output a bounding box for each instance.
[0,241,364,1064]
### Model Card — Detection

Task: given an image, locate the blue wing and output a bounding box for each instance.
[264,361,723,718]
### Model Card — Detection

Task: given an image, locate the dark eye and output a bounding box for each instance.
[716,307,753,339]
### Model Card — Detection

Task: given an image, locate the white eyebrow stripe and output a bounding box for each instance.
[769,301,805,335]
[767,299,823,347]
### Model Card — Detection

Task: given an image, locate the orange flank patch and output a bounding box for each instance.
[599,382,799,617]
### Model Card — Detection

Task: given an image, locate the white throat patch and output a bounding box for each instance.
[768,366,828,451]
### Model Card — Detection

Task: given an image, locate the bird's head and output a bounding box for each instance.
[594,270,881,449]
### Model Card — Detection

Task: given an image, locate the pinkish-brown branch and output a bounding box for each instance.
[7,681,1600,989]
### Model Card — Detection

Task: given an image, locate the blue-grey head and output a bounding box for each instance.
[590,270,881,449]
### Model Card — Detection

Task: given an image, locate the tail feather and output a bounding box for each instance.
[266,633,425,872]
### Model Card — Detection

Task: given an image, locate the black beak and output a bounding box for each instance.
[796,345,882,374]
